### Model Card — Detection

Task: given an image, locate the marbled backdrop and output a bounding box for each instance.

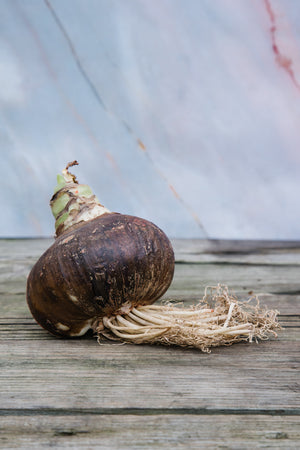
[0,0,299,239]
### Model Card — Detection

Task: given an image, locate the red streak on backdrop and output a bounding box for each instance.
[264,0,300,91]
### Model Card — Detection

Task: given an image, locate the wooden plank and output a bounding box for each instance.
[0,317,297,339]
[174,239,300,253]
[1,238,300,316]
[169,263,300,302]
[0,239,299,449]
[2,238,300,264]
[0,329,299,411]
[173,239,300,265]
[175,250,300,265]
[0,414,299,449]
[2,239,300,297]
[0,239,52,260]
[0,291,298,318]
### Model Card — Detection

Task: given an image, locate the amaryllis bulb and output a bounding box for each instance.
[27,162,280,352]
[26,161,175,337]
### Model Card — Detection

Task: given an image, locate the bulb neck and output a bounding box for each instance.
[50,162,110,237]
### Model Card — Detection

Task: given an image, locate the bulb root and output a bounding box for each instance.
[96,285,281,352]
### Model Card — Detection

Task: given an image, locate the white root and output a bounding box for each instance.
[223,302,235,328]
[96,285,281,352]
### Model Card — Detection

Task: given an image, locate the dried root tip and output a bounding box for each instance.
[96,285,282,353]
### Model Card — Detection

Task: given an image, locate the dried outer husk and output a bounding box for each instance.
[96,285,281,352]
[50,160,110,237]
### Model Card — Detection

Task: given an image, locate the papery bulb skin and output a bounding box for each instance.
[26,165,175,337]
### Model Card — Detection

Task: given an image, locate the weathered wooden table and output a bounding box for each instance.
[0,239,299,448]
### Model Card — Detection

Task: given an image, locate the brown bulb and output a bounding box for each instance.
[26,213,175,337]
[26,164,280,351]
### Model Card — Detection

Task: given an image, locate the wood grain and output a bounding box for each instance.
[1,239,300,317]
[0,239,299,448]
[0,332,299,411]
[0,415,299,449]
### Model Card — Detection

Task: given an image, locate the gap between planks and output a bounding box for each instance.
[0,407,300,416]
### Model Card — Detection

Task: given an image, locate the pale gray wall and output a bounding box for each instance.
[1,0,299,239]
